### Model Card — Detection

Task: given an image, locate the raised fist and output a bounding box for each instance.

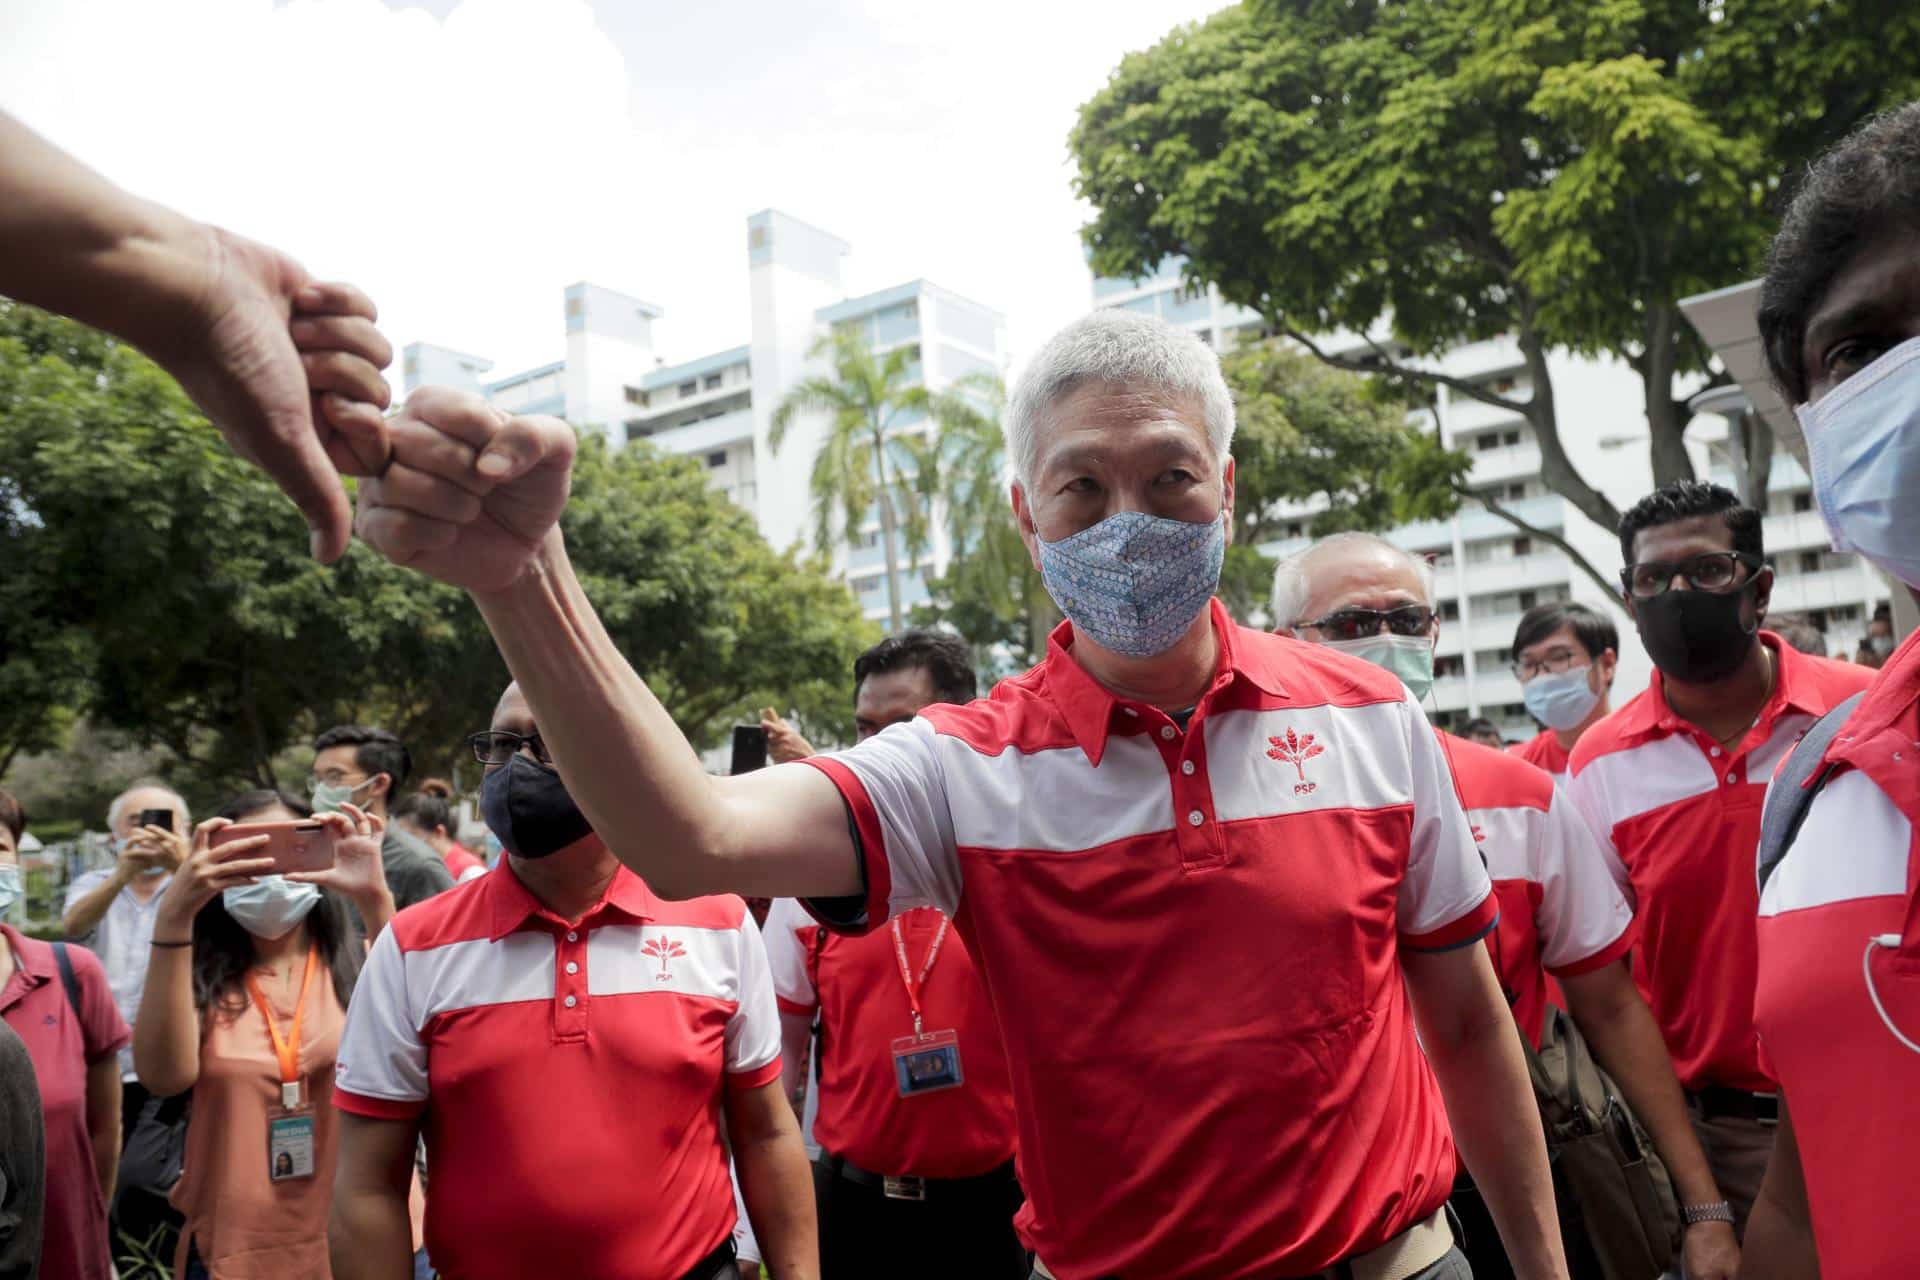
[355,386,576,594]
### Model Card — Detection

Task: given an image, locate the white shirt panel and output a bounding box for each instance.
[333,925,428,1105]
[725,911,783,1076]
[1399,693,1496,939]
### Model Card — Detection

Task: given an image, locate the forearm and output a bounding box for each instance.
[328,1188,415,1280]
[350,887,396,943]
[1741,1106,1819,1280]
[130,939,200,1097]
[89,1117,119,1203]
[0,113,205,346]
[779,1014,813,1115]
[732,1116,818,1279]
[62,873,129,938]
[472,534,857,900]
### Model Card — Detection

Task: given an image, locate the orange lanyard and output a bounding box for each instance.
[245,945,318,1110]
[889,912,950,1037]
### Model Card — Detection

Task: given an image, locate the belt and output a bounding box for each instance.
[1031,1206,1453,1280]
[679,1236,737,1280]
[1690,1085,1780,1125]
[818,1153,1017,1203]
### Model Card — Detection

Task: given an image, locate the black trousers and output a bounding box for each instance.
[815,1156,1028,1279]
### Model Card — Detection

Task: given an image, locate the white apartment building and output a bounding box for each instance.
[402,210,1007,626]
[1094,258,1889,740]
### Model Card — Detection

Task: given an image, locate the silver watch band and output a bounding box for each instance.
[1682,1200,1734,1226]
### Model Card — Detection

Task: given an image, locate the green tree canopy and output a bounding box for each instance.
[1072,0,1920,537]
[1,302,874,802]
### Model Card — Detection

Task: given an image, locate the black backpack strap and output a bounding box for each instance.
[50,942,83,1019]
[1757,691,1867,895]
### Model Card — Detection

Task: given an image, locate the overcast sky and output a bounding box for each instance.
[2,0,1228,384]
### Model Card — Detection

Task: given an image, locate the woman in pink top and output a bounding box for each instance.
[132,791,397,1279]
[392,781,487,883]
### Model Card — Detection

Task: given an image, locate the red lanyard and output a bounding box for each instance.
[890,912,950,1037]
[245,944,318,1110]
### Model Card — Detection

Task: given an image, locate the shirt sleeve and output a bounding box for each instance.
[1533,789,1636,976]
[725,910,785,1088]
[1565,753,1635,905]
[67,945,130,1063]
[796,717,960,930]
[63,868,108,914]
[332,926,429,1119]
[762,898,817,1016]
[1398,695,1499,950]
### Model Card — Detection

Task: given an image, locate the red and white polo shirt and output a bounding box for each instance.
[333,860,783,1280]
[1567,632,1872,1092]
[764,897,1017,1179]
[1755,630,1920,1280]
[798,601,1496,1280]
[1510,729,1573,783]
[1440,732,1634,1046]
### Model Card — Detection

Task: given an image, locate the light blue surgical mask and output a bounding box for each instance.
[222,875,322,940]
[1522,664,1600,731]
[1797,335,1920,591]
[0,865,20,916]
[1320,633,1436,703]
[310,778,371,816]
[1036,510,1225,658]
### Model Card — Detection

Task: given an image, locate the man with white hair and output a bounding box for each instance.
[1273,533,1741,1280]
[62,781,191,1103]
[354,310,1565,1279]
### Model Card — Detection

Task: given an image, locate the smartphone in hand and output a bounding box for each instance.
[731,724,768,775]
[210,821,336,874]
[136,807,176,831]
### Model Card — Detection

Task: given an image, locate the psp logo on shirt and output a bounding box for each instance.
[1266,729,1326,795]
[642,935,687,981]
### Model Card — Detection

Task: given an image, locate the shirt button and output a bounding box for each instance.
[1710,746,1722,757]
[565,961,579,975]
[1188,809,1204,827]
[1726,772,1737,784]
[1181,760,1196,776]
[1160,725,1177,741]
[566,931,578,942]
[1121,707,1139,718]
[564,995,578,1008]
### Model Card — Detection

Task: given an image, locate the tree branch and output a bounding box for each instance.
[1284,328,1529,416]
[1455,481,1623,606]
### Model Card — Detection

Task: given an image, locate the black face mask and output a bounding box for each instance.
[480,754,594,860]
[1635,582,1759,684]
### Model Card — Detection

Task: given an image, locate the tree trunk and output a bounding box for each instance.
[1519,335,1625,534]
[1743,410,1775,512]
[1644,308,1698,488]
[873,424,906,634]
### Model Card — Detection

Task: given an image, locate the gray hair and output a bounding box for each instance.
[107,780,191,834]
[1270,531,1436,627]
[1004,309,1235,489]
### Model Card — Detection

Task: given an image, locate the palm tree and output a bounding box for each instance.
[770,330,937,634]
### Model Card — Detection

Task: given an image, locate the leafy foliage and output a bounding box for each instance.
[1072,0,1920,530]
[0,303,873,802]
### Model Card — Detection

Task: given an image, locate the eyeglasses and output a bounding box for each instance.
[1621,552,1762,599]
[1299,605,1436,642]
[468,730,552,768]
[1512,647,1588,682]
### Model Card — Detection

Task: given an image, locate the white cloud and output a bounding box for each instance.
[0,0,1226,383]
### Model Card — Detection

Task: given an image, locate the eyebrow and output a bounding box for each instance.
[1042,436,1206,479]
[1804,298,1891,353]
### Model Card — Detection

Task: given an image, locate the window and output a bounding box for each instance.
[706,451,727,468]
[678,381,697,398]
[1435,655,1465,677]
[1440,600,1461,622]
[1793,492,1814,513]
[1477,432,1502,452]
[1503,430,1521,447]
[704,373,723,390]
[1507,482,1526,500]
[1513,536,1532,556]
[853,577,880,595]
[1799,551,1821,573]
[626,387,649,407]
[1518,590,1538,610]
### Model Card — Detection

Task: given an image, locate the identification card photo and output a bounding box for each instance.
[269,1110,316,1182]
[891,1027,964,1097]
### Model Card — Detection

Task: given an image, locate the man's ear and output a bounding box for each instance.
[1220,456,1236,547]
[1753,565,1775,619]
[369,772,393,804]
[1011,482,1042,572]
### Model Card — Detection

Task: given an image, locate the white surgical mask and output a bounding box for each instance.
[1797,335,1920,590]
[1521,665,1600,731]
[0,865,21,916]
[1319,633,1435,702]
[310,778,370,816]
[222,876,322,940]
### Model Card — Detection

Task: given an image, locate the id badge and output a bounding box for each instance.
[891,1028,964,1097]
[268,1109,317,1182]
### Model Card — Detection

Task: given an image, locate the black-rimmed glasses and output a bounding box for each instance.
[1621,552,1762,599]
[468,730,551,768]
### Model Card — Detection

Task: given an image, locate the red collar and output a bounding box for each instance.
[485,860,657,942]
[0,925,53,1012]
[1829,627,1920,769]
[1041,599,1287,765]
[1617,632,1822,745]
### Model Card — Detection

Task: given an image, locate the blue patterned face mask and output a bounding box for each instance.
[1037,510,1226,658]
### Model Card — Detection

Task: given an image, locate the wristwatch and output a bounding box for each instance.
[1682,1200,1734,1226]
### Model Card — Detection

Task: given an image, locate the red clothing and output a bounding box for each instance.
[441,841,486,881]
[1438,733,1633,1046]
[0,926,128,1280]
[1567,632,1872,1091]
[800,602,1495,1280]
[333,862,783,1280]
[1509,729,1573,782]
[1755,629,1920,1279]
[765,900,1016,1178]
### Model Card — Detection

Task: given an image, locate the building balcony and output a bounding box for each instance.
[1767,564,1885,614]
[1455,551,1573,596]
[637,408,755,457]
[1464,610,1532,655]
[1762,508,1833,554]
[1445,395,1531,438]
[1464,442,1542,487]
